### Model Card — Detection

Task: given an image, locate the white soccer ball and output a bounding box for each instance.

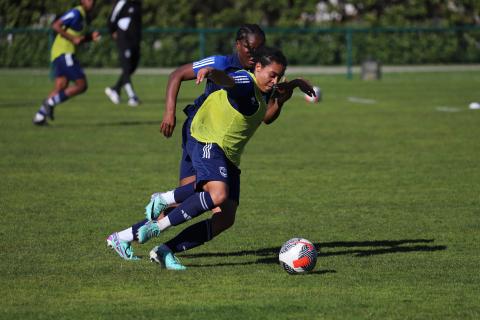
[468,102,480,110]
[304,86,321,103]
[279,238,317,274]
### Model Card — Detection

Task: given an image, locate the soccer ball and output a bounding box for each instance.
[304,86,321,103]
[279,238,317,274]
[469,102,480,110]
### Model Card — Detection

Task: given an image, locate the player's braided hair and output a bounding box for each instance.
[235,24,266,43]
[253,46,288,68]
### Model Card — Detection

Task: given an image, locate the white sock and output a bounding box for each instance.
[160,190,176,205]
[157,216,172,231]
[117,227,134,242]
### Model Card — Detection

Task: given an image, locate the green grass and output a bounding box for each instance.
[0,69,479,319]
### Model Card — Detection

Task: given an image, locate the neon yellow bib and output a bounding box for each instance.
[190,71,266,167]
[50,6,86,61]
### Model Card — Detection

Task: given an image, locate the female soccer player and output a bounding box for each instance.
[108,24,266,258]
[107,46,315,270]
[33,0,100,125]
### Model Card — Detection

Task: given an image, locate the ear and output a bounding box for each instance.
[255,62,262,72]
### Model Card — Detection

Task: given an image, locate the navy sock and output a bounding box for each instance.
[131,219,148,241]
[167,192,214,226]
[47,90,69,106]
[173,182,195,203]
[165,219,213,253]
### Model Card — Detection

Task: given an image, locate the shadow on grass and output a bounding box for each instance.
[183,239,447,269]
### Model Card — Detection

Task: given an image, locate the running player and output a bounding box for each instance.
[33,0,100,126]
[107,24,266,260]
[104,0,143,107]
[107,46,316,270]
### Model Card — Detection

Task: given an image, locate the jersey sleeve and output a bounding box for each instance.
[224,70,254,100]
[192,55,229,75]
[60,8,81,28]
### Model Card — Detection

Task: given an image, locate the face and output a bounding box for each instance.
[254,61,285,93]
[236,34,264,69]
[81,0,95,12]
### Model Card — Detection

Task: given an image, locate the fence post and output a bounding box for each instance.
[346,28,353,79]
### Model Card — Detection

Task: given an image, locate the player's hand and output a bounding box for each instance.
[196,67,213,85]
[295,78,316,98]
[92,31,101,42]
[160,113,176,138]
[72,36,84,45]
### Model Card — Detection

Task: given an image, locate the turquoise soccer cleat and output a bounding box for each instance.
[106,232,139,260]
[150,245,186,271]
[145,194,168,220]
[136,220,161,244]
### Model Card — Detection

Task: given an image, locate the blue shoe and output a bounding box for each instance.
[136,221,161,244]
[150,245,186,270]
[106,232,139,260]
[145,194,168,220]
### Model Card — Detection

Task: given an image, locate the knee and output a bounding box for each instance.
[80,82,88,93]
[208,189,228,206]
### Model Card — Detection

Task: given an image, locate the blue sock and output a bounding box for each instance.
[165,219,213,253]
[167,192,214,226]
[173,182,195,203]
[131,219,148,241]
[47,90,69,107]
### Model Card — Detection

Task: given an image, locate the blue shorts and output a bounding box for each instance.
[179,106,241,203]
[52,54,85,81]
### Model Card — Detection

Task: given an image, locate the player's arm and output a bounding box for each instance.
[263,78,315,124]
[160,63,196,138]
[51,18,83,45]
[195,67,234,87]
[52,16,100,45]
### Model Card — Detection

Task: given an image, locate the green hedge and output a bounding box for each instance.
[1,27,479,67]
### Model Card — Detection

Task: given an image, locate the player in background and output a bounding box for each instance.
[107,46,316,270]
[104,0,142,107]
[33,0,100,126]
[107,24,266,260]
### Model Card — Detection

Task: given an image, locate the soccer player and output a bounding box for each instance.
[107,24,266,260]
[32,0,100,126]
[104,0,142,107]
[107,46,316,270]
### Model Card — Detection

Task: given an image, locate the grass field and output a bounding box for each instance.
[1,69,479,319]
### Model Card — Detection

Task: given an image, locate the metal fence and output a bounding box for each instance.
[1,26,479,78]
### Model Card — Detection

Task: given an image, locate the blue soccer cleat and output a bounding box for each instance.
[145,194,168,220]
[106,232,139,260]
[149,245,186,271]
[136,220,161,244]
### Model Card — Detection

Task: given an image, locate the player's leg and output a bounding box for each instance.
[33,54,86,125]
[124,46,141,106]
[105,46,128,104]
[106,182,197,260]
[149,158,240,270]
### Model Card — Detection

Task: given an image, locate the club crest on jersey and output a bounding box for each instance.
[219,166,228,178]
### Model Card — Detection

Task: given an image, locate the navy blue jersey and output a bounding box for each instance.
[225,70,272,116]
[192,54,243,108]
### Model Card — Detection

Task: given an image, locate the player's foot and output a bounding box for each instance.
[145,194,168,220]
[32,112,48,126]
[136,220,161,244]
[42,101,55,120]
[105,87,120,105]
[128,97,140,107]
[150,245,186,270]
[106,232,139,260]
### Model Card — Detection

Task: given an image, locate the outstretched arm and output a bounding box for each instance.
[160,63,196,138]
[196,67,234,87]
[263,78,315,124]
